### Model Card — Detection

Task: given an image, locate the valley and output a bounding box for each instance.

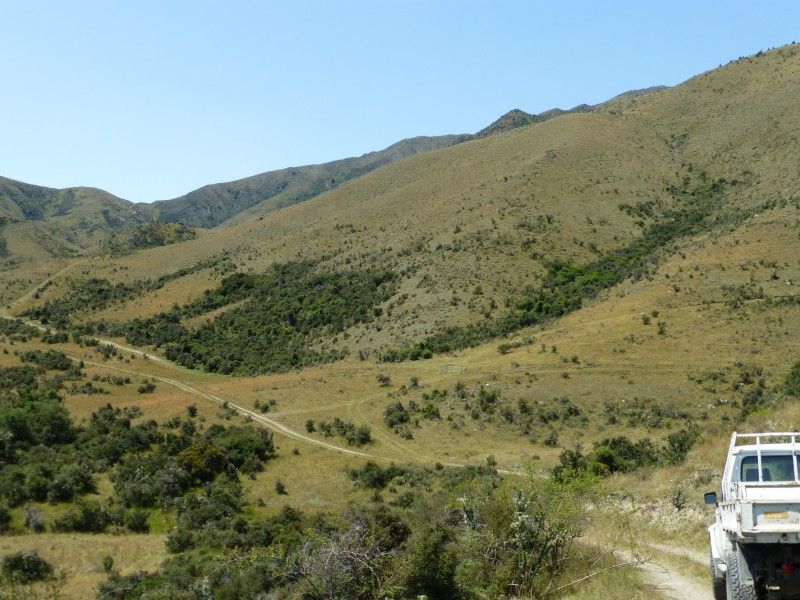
[0,43,799,599]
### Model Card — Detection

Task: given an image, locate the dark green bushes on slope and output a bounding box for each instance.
[0,353,276,516]
[23,256,233,329]
[785,361,800,398]
[382,177,743,361]
[0,318,39,339]
[552,428,699,481]
[102,261,397,374]
[97,466,587,600]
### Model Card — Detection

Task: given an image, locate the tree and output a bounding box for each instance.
[1,550,54,583]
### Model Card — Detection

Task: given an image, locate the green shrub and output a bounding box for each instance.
[46,462,95,502]
[52,501,110,532]
[19,350,72,371]
[125,510,150,533]
[1,550,53,583]
[177,442,228,483]
[785,361,800,397]
[0,504,10,533]
[318,418,372,446]
[349,462,405,490]
[383,402,410,429]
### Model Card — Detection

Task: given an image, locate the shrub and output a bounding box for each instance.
[125,510,150,533]
[210,425,275,468]
[0,504,9,533]
[662,428,699,465]
[137,381,156,394]
[349,462,405,490]
[1,550,53,583]
[383,402,410,429]
[46,462,95,502]
[102,555,114,573]
[19,350,72,371]
[318,418,372,447]
[174,477,244,530]
[785,361,800,397]
[177,442,228,483]
[52,501,110,532]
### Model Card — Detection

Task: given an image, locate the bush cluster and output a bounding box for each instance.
[553,428,699,481]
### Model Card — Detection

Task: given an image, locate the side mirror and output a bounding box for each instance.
[704,491,718,505]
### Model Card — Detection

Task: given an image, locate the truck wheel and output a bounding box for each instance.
[726,544,757,600]
[710,550,726,600]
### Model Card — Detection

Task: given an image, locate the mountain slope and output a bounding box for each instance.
[476,105,592,136]
[0,134,468,259]
[0,176,151,251]
[17,45,797,356]
[149,134,471,228]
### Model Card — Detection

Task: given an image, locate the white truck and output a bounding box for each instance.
[707,432,800,600]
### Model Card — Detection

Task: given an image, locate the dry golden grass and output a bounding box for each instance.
[0,534,166,599]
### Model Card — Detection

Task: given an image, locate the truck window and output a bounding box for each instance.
[740,454,796,482]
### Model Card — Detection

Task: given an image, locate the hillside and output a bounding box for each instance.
[157,134,471,228]
[0,134,468,264]
[1,44,800,599]
[19,46,798,359]
[0,176,151,252]
[476,105,592,136]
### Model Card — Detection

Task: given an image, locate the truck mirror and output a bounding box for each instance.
[704,491,718,505]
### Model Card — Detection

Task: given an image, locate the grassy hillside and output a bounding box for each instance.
[158,134,471,228]
[2,44,800,599]
[476,105,592,136]
[25,46,798,358]
[0,134,468,266]
[0,177,152,255]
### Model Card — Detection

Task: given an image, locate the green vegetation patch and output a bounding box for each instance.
[23,255,234,328]
[0,353,275,531]
[383,176,751,361]
[104,221,197,255]
[101,260,397,374]
[553,428,699,481]
[785,361,800,398]
[0,318,39,339]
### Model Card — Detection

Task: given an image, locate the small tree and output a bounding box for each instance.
[1,550,54,582]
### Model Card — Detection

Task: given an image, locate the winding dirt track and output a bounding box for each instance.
[3,275,522,473]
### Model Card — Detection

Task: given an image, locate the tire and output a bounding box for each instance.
[726,543,757,600]
[710,549,727,600]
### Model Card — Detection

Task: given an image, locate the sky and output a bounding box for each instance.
[1,1,798,202]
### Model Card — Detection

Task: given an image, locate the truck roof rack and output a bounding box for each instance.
[729,432,800,483]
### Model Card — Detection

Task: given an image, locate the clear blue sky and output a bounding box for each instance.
[1,1,797,202]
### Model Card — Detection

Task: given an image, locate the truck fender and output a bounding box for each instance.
[708,523,728,575]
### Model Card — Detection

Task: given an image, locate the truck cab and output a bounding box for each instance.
[708,432,800,600]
